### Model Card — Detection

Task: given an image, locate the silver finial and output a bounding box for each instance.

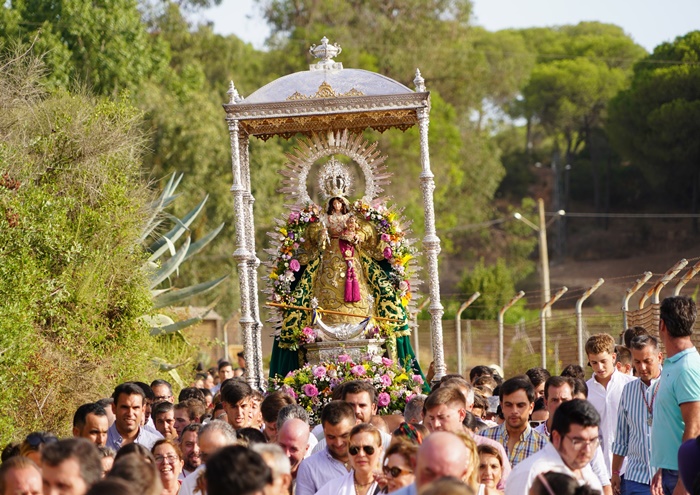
[309,37,343,71]
[228,81,242,104]
[414,69,425,92]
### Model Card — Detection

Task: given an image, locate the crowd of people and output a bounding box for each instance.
[1,296,700,495]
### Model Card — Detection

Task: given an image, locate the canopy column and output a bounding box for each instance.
[239,132,265,389]
[414,70,445,381]
[226,82,256,389]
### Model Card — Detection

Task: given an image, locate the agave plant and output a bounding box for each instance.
[141,173,228,336]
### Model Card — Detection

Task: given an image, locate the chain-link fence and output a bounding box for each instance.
[411,304,700,379]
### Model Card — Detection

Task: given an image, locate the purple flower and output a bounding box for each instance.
[412,374,424,385]
[383,246,393,259]
[338,354,352,364]
[290,259,301,272]
[302,384,319,397]
[350,365,366,376]
[313,366,327,378]
[379,374,392,387]
[381,357,393,367]
[377,392,391,407]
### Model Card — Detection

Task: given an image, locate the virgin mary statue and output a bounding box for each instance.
[268,158,423,379]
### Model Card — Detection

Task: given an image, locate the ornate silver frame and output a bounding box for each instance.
[223,38,446,389]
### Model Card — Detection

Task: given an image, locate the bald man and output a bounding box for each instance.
[391,431,471,495]
[277,418,310,485]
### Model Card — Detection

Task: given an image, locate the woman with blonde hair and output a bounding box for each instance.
[477,444,504,492]
[455,432,499,495]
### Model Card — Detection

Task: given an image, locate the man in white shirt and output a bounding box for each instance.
[296,401,358,495]
[585,333,636,477]
[178,420,237,495]
[506,399,603,495]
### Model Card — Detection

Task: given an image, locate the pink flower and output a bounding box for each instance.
[289,211,300,222]
[381,233,391,242]
[412,374,424,385]
[351,365,366,376]
[383,246,393,259]
[290,259,301,272]
[302,384,319,397]
[338,354,352,364]
[377,392,391,407]
[380,374,392,387]
[313,366,327,378]
[381,357,393,367]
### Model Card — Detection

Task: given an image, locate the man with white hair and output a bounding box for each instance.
[252,443,293,495]
[391,431,471,495]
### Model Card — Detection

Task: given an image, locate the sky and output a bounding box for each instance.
[200,0,700,53]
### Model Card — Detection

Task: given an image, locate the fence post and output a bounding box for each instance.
[499,291,525,371]
[541,287,568,370]
[639,259,688,308]
[576,279,604,367]
[622,272,652,329]
[456,292,480,376]
[674,260,700,295]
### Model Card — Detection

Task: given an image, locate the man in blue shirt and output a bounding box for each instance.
[650,296,700,495]
[106,382,163,451]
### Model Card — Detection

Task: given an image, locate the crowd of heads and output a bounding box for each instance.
[2,296,700,495]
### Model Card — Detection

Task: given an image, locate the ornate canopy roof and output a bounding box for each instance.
[223,37,430,140]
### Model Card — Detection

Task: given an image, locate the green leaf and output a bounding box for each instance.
[149,236,191,289]
[147,195,208,261]
[152,274,229,309]
[184,223,225,261]
[149,310,210,336]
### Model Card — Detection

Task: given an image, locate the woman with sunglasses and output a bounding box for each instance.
[379,439,417,493]
[151,439,184,495]
[316,424,384,495]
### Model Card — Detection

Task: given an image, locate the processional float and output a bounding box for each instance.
[223,38,446,390]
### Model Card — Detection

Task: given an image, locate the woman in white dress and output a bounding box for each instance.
[315,424,383,495]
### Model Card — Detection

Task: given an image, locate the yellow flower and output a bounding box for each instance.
[283,376,295,385]
[387,212,397,222]
[270,272,279,280]
[396,373,408,383]
[398,254,413,266]
[279,227,288,236]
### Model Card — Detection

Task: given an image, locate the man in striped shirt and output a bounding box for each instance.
[612,334,663,495]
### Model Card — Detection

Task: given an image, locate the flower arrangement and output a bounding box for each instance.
[268,200,415,308]
[270,353,425,424]
[269,205,321,304]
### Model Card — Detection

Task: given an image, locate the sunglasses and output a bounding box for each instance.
[383,466,413,478]
[529,420,545,428]
[25,432,58,448]
[349,445,376,456]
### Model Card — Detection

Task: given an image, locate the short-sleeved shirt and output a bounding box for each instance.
[479,423,547,467]
[651,347,700,470]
